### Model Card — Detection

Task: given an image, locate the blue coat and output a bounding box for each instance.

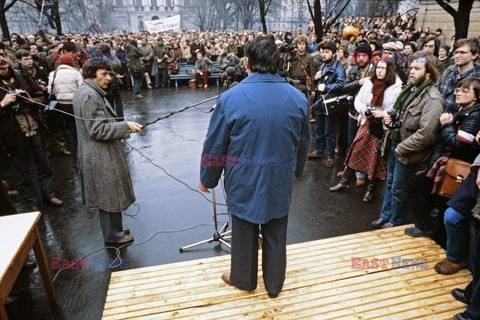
[200,72,310,224]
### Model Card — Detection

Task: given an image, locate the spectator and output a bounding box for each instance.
[438,38,480,114]
[308,41,346,168]
[0,47,62,211]
[372,52,444,229]
[330,58,402,203]
[194,51,212,88]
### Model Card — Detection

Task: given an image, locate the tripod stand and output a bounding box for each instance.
[179,189,231,252]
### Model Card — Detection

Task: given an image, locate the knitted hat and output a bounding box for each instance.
[59,54,75,65]
[440,44,450,52]
[355,43,372,59]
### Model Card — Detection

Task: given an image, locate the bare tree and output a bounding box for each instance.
[258,0,273,33]
[232,0,258,30]
[0,0,20,40]
[306,0,351,41]
[434,0,474,40]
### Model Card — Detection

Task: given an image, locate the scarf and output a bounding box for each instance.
[388,78,434,142]
[370,78,386,107]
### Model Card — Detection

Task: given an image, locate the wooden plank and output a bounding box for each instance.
[103,225,471,320]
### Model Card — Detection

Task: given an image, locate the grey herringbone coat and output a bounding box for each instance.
[73,79,135,212]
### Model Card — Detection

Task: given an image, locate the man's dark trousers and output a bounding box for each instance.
[230,214,288,297]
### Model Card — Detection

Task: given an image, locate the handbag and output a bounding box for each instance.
[46,70,59,111]
[170,61,179,75]
[438,158,472,198]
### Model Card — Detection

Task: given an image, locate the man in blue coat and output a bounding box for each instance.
[199,36,310,298]
[308,41,346,168]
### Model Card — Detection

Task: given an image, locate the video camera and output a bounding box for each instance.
[279,32,295,63]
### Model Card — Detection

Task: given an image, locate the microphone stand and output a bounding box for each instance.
[179,188,231,252]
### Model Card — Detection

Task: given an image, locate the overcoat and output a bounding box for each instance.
[73,79,135,212]
[200,72,310,224]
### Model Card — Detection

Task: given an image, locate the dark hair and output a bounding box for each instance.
[454,38,479,56]
[410,51,440,82]
[82,58,112,79]
[457,77,480,101]
[15,49,31,60]
[372,58,397,88]
[244,36,279,74]
[62,41,77,53]
[405,42,417,53]
[422,36,439,56]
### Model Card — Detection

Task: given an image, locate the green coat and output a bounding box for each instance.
[126,44,144,74]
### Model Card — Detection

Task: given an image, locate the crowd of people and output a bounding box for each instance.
[0,10,479,319]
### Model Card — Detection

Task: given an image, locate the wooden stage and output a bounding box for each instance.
[103,225,471,319]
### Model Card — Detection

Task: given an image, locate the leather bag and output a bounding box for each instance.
[438,158,471,198]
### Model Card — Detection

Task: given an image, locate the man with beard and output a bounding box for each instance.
[308,41,346,168]
[371,52,444,229]
[286,35,315,98]
[336,43,374,185]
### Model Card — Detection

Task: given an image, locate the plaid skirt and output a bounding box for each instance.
[345,122,387,180]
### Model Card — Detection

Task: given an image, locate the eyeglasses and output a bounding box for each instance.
[454,87,472,95]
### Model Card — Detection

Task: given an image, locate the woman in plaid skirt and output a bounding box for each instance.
[330,58,402,202]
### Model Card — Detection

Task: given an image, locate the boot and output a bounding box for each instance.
[330,167,354,192]
[363,179,378,203]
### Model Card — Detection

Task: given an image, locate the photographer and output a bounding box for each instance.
[0,48,62,211]
[286,36,315,98]
[308,41,346,168]
[372,52,444,229]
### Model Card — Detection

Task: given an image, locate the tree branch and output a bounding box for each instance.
[324,0,351,31]
[18,0,36,10]
[325,0,343,22]
[305,0,314,21]
[434,0,456,17]
[5,0,19,11]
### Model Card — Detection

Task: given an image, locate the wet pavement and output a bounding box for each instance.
[5,85,410,320]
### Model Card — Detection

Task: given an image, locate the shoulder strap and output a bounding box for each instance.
[50,69,59,92]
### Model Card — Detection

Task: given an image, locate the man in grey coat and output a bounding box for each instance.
[73,59,142,245]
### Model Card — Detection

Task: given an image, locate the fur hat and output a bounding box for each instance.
[355,43,372,59]
[320,41,336,52]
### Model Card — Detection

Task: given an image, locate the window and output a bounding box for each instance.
[184,0,189,6]
[151,0,157,6]
[116,0,123,6]
[133,0,142,7]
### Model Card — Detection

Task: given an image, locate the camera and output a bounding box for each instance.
[10,89,30,114]
[279,32,295,62]
[386,110,403,129]
[364,106,376,118]
[36,79,47,87]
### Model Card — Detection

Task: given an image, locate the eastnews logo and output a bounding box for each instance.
[351,257,428,270]
[51,257,128,270]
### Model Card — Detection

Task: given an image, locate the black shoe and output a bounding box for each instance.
[267,292,278,298]
[371,218,387,228]
[404,226,434,238]
[454,312,476,320]
[451,288,469,304]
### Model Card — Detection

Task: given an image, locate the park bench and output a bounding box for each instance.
[170,62,223,88]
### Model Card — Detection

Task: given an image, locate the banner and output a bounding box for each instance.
[144,15,181,33]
